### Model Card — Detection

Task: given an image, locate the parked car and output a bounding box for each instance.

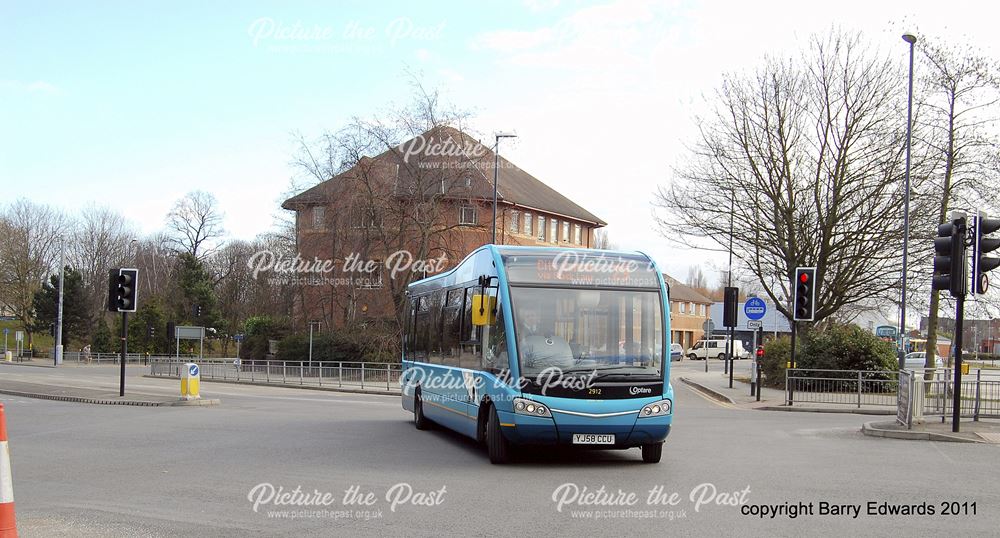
[687,339,749,360]
[903,352,943,370]
[670,343,683,362]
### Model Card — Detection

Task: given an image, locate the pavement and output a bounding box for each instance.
[0,362,220,406]
[673,360,1000,443]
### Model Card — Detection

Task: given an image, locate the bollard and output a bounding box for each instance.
[180,363,201,400]
[1,403,17,538]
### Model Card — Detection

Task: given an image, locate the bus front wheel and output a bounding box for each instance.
[414,391,430,430]
[641,443,663,463]
[487,406,512,464]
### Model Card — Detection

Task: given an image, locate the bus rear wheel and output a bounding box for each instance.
[641,443,663,463]
[414,391,430,430]
[487,406,512,464]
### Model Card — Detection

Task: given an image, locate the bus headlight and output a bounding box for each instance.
[639,399,671,418]
[513,397,551,418]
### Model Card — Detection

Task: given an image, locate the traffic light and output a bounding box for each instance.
[723,287,738,328]
[973,212,1000,294]
[107,268,138,312]
[932,218,966,297]
[194,304,203,318]
[793,267,816,321]
[147,325,155,339]
[755,346,765,360]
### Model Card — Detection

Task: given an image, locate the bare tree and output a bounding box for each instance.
[69,205,136,326]
[654,31,934,325]
[593,229,614,250]
[914,35,1000,368]
[289,81,488,330]
[0,199,71,348]
[685,266,708,291]
[165,191,226,259]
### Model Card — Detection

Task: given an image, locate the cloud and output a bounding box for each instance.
[0,80,62,95]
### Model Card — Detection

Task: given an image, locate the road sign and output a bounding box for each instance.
[189,364,200,377]
[747,320,763,329]
[744,297,766,320]
[234,333,244,343]
[15,331,23,343]
[2,328,7,336]
[875,325,897,339]
[702,319,715,334]
[175,326,205,339]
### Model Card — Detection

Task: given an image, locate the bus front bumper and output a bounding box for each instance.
[498,406,672,448]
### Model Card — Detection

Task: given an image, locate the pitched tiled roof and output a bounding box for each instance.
[282,126,606,226]
[662,274,714,304]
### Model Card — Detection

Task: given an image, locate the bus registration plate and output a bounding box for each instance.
[572,433,615,445]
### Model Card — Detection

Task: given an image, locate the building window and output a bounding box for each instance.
[700,304,706,316]
[312,206,325,229]
[574,224,582,245]
[679,302,686,314]
[549,219,557,243]
[537,216,545,240]
[351,208,380,229]
[464,176,472,187]
[524,212,532,236]
[562,221,570,242]
[459,205,478,225]
[509,210,519,233]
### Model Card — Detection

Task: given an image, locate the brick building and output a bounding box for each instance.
[281,125,606,329]
[661,275,713,351]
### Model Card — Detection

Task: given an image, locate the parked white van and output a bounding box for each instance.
[687,339,749,360]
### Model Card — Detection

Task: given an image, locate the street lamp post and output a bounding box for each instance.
[54,239,64,366]
[899,32,917,370]
[492,132,517,245]
[308,321,320,371]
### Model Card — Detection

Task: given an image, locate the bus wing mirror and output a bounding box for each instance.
[471,294,496,326]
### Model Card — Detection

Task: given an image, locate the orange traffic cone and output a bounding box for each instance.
[0,403,16,538]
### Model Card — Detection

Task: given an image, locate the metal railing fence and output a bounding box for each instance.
[149,358,402,392]
[785,367,1000,419]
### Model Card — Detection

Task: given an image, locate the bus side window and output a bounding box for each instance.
[482,295,507,373]
[413,296,429,362]
[427,289,445,364]
[404,298,416,357]
[441,288,463,366]
[460,286,483,368]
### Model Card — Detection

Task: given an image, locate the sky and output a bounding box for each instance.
[3,0,1000,289]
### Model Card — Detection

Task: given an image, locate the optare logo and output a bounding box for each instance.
[629,386,653,395]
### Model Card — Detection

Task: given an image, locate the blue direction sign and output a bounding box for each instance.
[2,328,7,336]
[189,364,200,377]
[744,297,767,320]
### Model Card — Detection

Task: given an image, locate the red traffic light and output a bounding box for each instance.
[755,346,764,359]
[799,273,809,283]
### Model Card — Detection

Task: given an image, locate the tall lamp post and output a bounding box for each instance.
[899,32,917,370]
[492,132,517,245]
[54,239,65,366]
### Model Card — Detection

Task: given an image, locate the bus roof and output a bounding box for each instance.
[407,245,662,292]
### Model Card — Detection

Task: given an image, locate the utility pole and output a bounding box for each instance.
[55,240,65,366]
